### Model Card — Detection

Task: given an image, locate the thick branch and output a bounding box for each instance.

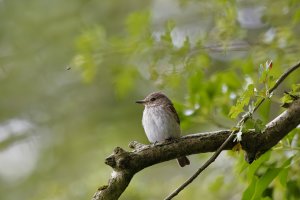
[92,99,300,200]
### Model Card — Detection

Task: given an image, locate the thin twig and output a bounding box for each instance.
[254,61,300,112]
[164,61,300,200]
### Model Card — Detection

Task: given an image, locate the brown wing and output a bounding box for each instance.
[167,103,180,124]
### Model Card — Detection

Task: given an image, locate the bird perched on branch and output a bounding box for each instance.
[136,92,190,167]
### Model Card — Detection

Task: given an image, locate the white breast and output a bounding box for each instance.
[142,106,181,143]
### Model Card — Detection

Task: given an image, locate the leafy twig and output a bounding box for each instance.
[164,61,300,200]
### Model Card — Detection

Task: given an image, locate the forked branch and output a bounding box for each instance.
[92,62,300,200]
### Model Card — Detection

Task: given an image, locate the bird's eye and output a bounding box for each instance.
[150,97,156,102]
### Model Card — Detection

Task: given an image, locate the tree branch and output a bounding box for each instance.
[164,61,300,199]
[92,98,300,200]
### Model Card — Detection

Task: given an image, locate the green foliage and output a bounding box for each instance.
[70,2,300,198]
[72,26,106,82]
[281,83,300,106]
[229,84,255,119]
[245,151,272,182]
[244,118,264,133]
[229,60,275,120]
[161,20,176,45]
[1,0,300,200]
[242,157,292,200]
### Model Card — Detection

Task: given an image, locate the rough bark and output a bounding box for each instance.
[92,99,300,200]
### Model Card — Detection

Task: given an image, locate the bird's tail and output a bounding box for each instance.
[177,156,190,167]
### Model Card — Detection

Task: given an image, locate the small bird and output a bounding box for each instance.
[136,92,190,167]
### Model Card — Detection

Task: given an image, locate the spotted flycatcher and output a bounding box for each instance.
[136,92,190,167]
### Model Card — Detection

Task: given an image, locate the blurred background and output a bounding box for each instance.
[0,0,299,200]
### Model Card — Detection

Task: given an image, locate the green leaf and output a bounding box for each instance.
[281,84,300,107]
[291,83,300,92]
[229,84,255,118]
[281,94,294,105]
[243,156,292,200]
[278,167,289,187]
[251,167,282,199]
[246,151,271,182]
[258,98,271,121]
[242,176,258,200]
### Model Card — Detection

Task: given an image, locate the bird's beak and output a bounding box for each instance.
[136,99,146,104]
